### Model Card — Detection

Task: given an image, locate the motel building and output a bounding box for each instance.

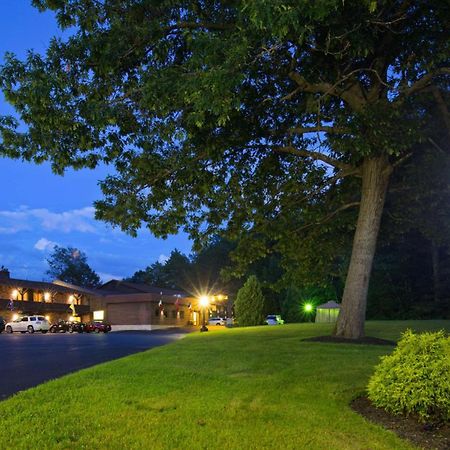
[0,268,228,330]
[0,268,95,324]
[92,280,229,331]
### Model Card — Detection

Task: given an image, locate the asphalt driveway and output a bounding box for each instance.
[0,329,189,400]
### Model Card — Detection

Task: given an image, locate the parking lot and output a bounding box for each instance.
[0,330,188,400]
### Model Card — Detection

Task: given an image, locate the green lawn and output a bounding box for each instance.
[1,321,449,449]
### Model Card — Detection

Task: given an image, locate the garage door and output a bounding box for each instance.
[107,303,149,325]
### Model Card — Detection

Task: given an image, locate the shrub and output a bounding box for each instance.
[367,330,450,422]
[234,275,266,326]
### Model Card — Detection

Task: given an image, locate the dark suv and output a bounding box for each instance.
[50,320,71,333]
[0,316,5,333]
[68,321,86,333]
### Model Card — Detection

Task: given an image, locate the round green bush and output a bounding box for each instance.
[367,329,450,422]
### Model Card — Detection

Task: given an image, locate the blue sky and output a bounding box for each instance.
[0,1,192,282]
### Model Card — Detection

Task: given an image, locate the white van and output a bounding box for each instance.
[5,315,50,334]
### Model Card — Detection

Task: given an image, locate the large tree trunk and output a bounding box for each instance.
[334,155,392,339]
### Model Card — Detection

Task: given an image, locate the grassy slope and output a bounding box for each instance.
[0,321,449,449]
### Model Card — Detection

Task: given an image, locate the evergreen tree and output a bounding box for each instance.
[234,276,266,327]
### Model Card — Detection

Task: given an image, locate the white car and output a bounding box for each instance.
[208,317,226,326]
[5,315,50,334]
[265,315,285,325]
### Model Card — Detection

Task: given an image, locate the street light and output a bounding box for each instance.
[199,295,209,332]
[303,302,314,322]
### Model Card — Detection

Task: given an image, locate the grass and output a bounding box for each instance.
[0,320,449,449]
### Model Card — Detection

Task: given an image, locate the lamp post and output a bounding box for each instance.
[303,302,314,322]
[199,295,209,332]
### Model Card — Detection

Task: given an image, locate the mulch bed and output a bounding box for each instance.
[302,335,396,346]
[351,397,450,450]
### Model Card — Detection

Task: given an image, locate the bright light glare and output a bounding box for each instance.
[304,303,313,313]
[199,296,209,307]
[12,289,18,299]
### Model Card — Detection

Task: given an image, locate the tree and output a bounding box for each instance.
[127,249,190,290]
[234,276,266,326]
[46,246,100,288]
[1,1,449,338]
[190,236,237,294]
[368,145,450,318]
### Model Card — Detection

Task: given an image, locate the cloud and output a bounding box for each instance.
[34,238,58,251]
[0,206,97,234]
[158,254,169,264]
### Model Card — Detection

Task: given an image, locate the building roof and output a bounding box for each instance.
[52,280,99,296]
[97,280,187,297]
[316,301,341,309]
[0,276,94,296]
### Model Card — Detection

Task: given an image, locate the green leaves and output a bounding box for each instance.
[0,0,449,296]
[46,245,100,288]
[368,330,450,422]
[234,275,266,326]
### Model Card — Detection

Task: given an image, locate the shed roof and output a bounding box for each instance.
[316,301,341,309]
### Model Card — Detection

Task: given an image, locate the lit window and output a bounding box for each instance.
[93,310,104,321]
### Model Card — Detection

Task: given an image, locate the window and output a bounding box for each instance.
[37,316,45,321]
[179,311,185,319]
[21,317,28,322]
[30,317,36,321]
[93,310,104,321]
[171,310,177,319]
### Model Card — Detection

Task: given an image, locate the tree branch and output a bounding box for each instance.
[288,125,350,135]
[272,145,356,172]
[294,202,360,233]
[169,21,235,32]
[397,68,450,100]
[268,125,351,137]
[288,71,366,111]
[392,152,412,168]
[431,86,450,138]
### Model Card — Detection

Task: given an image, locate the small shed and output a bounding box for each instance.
[315,301,341,323]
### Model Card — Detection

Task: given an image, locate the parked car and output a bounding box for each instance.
[208,317,226,326]
[85,321,111,333]
[68,321,86,333]
[0,316,5,333]
[49,320,71,333]
[5,315,50,333]
[265,315,284,325]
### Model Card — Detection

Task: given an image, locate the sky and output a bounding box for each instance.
[0,1,192,282]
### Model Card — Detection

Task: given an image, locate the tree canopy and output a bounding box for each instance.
[46,245,101,288]
[1,0,449,338]
[127,249,191,290]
